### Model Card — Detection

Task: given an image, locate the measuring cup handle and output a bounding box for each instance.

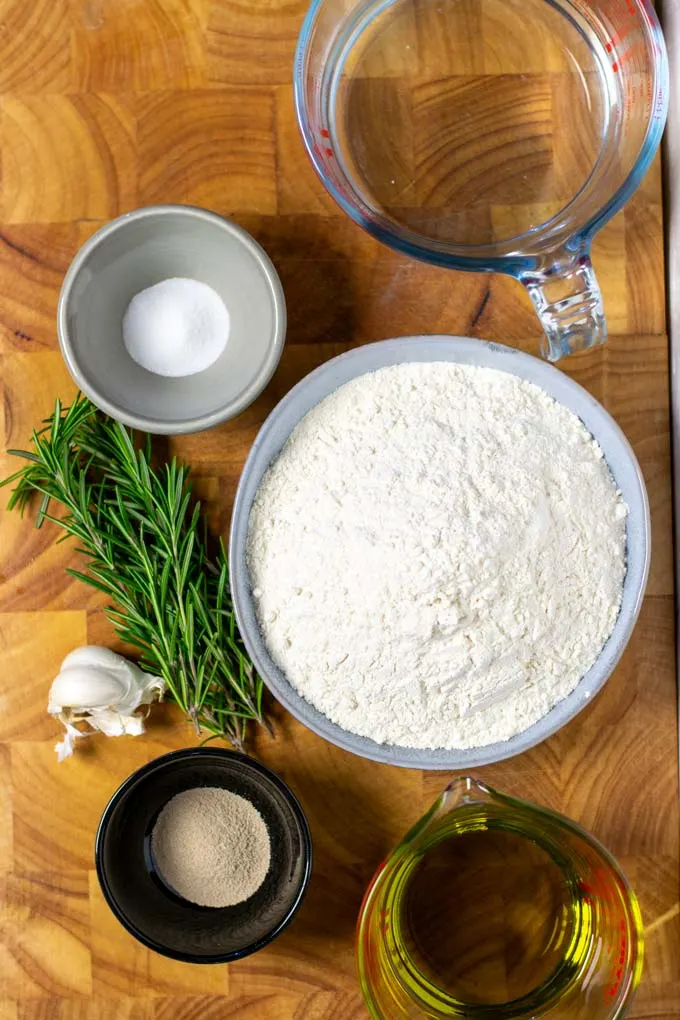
[520,250,607,362]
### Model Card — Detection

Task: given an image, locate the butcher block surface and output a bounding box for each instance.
[0,1,678,1017]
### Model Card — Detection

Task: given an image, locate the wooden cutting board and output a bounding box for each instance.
[0,1,677,1017]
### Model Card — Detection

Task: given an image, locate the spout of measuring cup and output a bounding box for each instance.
[521,250,607,362]
[402,777,497,846]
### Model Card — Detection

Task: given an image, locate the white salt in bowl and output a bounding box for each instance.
[229,336,650,770]
[58,205,286,435]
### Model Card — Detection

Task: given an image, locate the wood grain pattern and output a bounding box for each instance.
[0,1,677,1018]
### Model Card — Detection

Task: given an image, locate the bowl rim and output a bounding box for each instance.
[95,747,313,963]
[229,335,651,770]
[57,204,287,435]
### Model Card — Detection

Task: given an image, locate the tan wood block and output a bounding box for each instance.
[476,274,543,350]
[275,88,339,216]
[206,0,317,86]
[341,79,415,213]
[88,873,229,998]
[413,0,485,77]
[135,90,276,214]
[554,346,607,405]
[626,198,666,336]
[237,211,387,264]
[239,719,423,988]
[0,746,13,876]
[153,1000,256,1020]
[599,333,673,597]
[1,96,137,224]
[0,613,87,742]
[85,611,135,660]
[591,210,629,337]
[233,217,495,347]
[490,203,563,243]
[154,994,367,1020]
[0,1,674,1013]
[0,0,72,94]
[627,987,680,1019]
[18,1000,152,1020]
[637,150,663,205]
[412,74,554,211]
[0,873,91,997]
[558,596,677,856]
[0,352,97,613]
[0,510,104,614]
[348,260,492,341]
[71,0,207,91]
[341,4,419,79]
[551,71,604,202]
[11,731,186,873]
[627,855,680,980]
[0,226,79,354]
[0,350,76,470]
[421,730,565,814]
[152,1001,247,1020]
[481,0,575,74]
[620,855,680,1018]
[227,974,367,1018]
[422,596,676,840]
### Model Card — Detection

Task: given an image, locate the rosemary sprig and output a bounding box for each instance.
[1,393,269,750]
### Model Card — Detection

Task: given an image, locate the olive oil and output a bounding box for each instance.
[402,827,576,1005]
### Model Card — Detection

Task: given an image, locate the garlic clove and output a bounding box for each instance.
[59,645,140,703]
[60,645,132,673]
[88,709,147,737]
[55,721,87,762]
[86,708,128,737]
[49,665,125,712]
[48,645,166,760]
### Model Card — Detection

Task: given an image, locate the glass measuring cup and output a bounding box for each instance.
[357,777,643,1019]
[294,0,668,361]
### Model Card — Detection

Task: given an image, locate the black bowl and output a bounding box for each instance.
[95,748,312,963]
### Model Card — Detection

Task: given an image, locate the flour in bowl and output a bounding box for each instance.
[246,362,627,749]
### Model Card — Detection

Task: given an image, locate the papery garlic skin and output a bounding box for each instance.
[48,646,165,760]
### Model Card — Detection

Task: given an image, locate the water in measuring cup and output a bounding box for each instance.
[402,826,582,1005]
[328,0,618,247]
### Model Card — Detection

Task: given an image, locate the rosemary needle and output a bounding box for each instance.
[1,394,270,749]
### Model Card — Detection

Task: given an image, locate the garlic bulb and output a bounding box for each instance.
[48,646,165,761]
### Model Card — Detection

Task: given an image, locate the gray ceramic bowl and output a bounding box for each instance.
[58,206,286,434]
[230,337,650,769]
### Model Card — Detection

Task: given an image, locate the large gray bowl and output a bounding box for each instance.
[229,337,650,769]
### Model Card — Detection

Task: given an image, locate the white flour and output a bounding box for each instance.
[247,363,627,749]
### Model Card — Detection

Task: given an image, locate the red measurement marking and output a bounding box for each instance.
[612,62,619,72]
[604,933,629,1003]
[325,147,333,157]
[320,128,329,138]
